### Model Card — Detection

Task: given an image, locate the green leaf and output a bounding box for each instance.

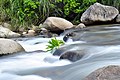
[46,37,64,53]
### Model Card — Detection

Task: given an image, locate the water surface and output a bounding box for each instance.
[0,24,120,80]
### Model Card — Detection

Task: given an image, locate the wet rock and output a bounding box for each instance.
[39,28,52,38]
[40,28,48,34]
[0,25,20,38]
[0,38,25,55]
[81,3,119,25]
[53,43,97,62]
[39,28,58,38]
[60,51,85,62]
[85,65,120,80]
[43,17,74,32]
[63,32,75,42]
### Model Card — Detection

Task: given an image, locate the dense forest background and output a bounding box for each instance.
[0,0,120,31]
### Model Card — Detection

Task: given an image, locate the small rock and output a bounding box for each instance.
[22,30,36,37]
[28,30,36,36]
[39,28,58,38]
[41,28,48,33]
[75,23,86,28]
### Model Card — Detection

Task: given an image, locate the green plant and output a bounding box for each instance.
[46,37,64,52]
[1,0,120,31]
[0,0,62,31]
[0,0,40,31]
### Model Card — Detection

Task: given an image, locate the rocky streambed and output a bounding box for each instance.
[0,24,120,80]
[1,2,120,80]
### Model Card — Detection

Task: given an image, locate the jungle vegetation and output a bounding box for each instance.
[0,0,120,31]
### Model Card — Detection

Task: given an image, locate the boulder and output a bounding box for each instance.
[0,38,25,55]
[116,14,120,23]
[85,65,120,80]
[81,3,119,25]
[53,43,102,62]
[60,51,85,62]
[43,17,74,32]
[75,23,86,28]
[0,25,21,38]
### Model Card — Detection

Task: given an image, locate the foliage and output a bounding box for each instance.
[0,0,120,31]
[38,0,62,22]
[0,0,61,31]
[0,0,40,31]
[46,37,64,52]
[58,0,96,16]
[0,0,97,28]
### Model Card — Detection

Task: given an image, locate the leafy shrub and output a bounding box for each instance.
[46,37,64,52]
[0,0,61,31]
[1,0,120,31]
[0,0,40,31]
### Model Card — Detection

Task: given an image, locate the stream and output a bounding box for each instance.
[0,24,120,80]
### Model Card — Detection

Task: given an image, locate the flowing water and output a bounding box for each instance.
[0,24,120,80]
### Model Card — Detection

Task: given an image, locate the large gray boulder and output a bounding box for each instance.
[85,65,120,80]
[0,38,25,55]
[81,3,119,25]
[43,17,74,32]
[0,25,20,38]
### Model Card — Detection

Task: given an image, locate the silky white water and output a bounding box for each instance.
[0,37,72,80]
[0,25,120,80]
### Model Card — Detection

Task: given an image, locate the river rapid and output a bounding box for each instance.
[0,24,120,80]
